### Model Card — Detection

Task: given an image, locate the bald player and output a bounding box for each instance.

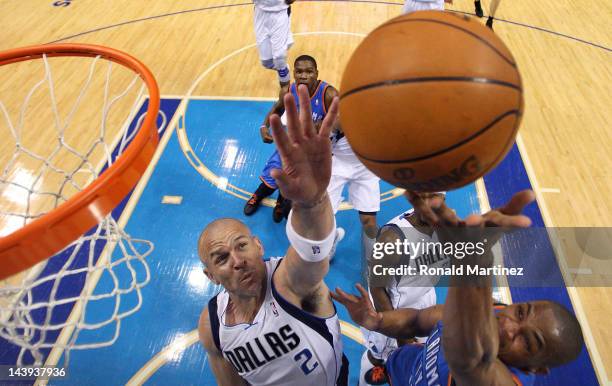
[333,190,585,385]
[198,85,348,386]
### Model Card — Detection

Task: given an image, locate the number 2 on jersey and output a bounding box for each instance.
[294,348,319,375]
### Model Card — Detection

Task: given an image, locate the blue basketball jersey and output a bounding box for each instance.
[261,81,331,187]
[290,80,329,123]
[386,321,535,386]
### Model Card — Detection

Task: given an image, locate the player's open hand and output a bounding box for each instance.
[404,191,460,227]
[270,84,338,207]
[330,284,382,331]
[465,190,535,228]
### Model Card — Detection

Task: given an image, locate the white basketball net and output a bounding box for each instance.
[0,51,165,366]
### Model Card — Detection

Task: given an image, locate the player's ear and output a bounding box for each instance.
[253,236,264,256]
[203,268,218,285]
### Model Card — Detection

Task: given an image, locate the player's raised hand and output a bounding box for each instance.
[465,189,535,228]
[330,284,383,331]
[270,84,339,207]
[404,191,460,227]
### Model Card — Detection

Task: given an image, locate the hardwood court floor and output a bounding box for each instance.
[1,0,610,383]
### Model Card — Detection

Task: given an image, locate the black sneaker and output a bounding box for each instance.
[244,194,262,216]
[272,201,284,223]
[474,0,484,17]
[486,16,494,29]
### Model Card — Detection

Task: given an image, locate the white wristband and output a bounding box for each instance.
[286,210,337,262]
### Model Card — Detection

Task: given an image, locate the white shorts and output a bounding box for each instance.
[358,287,436,385]
[254,6,294,61]
[328,155,380,214]
[402,0,445,14]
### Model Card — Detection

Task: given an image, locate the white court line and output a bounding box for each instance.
[161,94,276,101]
[160,94,186,99]
[126,330,200,386]
[568,268,594,275]
[539,187,561,193]
[161,195,183,205]
[515,133,609,385]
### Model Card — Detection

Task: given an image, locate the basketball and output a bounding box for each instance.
[339,11,523,192]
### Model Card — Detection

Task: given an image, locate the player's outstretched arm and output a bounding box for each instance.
[260,88,289,143]
[323,85,342,135]
[331,283,442,339]
[441,190,534,386]
[272,84,338,298]
[198,309,248,386]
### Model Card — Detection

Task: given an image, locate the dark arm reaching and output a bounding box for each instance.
[439,191,535,386]
[260,88,288,143]
[331,283,443,340]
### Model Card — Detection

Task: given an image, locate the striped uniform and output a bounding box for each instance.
[260,81,330,189]
[402,0,445,14]
[386,320,536,386]
[208,257,348,386]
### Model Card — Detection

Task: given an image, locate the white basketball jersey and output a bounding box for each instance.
[381,210,449,297]
[208,258,348,386]
[253,0,289,12]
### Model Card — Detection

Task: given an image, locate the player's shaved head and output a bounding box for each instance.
[544,301,584,367]
[198,218,252,264]
[497,300,584,372]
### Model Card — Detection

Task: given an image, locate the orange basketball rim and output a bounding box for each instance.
[0,44,160,280]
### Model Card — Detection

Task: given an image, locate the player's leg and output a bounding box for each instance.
[254,7,274,70]
[269,10,292,88]
[402,0,444,14]
[348,170,380,239]
[359,211,378,283]
[359,287,400,385]
[348,165,380,229]
[474,0,484,17]
[487,0,501,29]
[349,171,380,284]
[401,0,418,14]
[245,150,280,215]
[360,328,395,385]
[326,158,350,260]
[327,160,349,214]
[328,227,345,261]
